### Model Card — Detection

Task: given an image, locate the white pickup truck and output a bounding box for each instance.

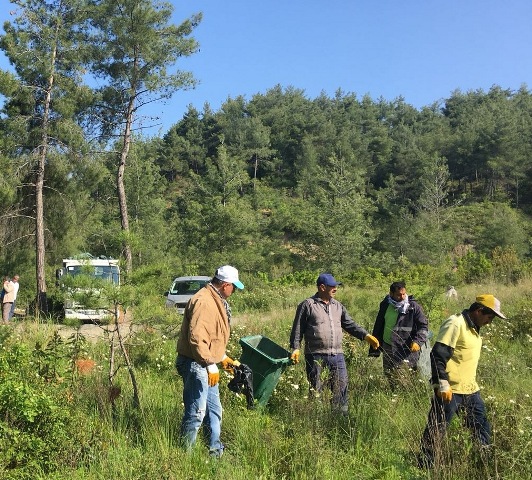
[56,255,120,322]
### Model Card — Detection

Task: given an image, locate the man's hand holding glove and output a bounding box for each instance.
[435,379,453,403]
[207,364,220,387]
[220,355,241,374]
[410,342,421,352]
[290,349,300,364]
[365,334,380,350]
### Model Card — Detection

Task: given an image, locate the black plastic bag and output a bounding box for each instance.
[228,363,254,409]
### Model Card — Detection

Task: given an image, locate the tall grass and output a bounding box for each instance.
[1,282,531,479]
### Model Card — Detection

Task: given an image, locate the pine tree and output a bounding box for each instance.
[0,0,93,315]
[88,0,202,274]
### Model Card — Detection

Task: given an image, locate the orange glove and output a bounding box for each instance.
[220,356,240,374]
[365,334,380,350]
[410,342,421,352]
[290,349,300,364]
[435,379,452,403]
[206,364,219,387]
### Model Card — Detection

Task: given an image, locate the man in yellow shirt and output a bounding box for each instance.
[419,294,506,468]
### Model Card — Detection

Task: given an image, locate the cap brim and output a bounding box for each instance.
[494,311,507,319]
[233,280,244,290]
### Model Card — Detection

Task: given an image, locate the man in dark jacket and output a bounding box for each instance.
[369,281,428,388]
[290,273,380,413]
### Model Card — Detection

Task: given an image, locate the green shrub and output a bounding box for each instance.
[503,296,532,338]
[491,245,524,285]
[457,251,493,284]
[0,338,69,474]
[0,327,105,477]
[0,378,70,472]
[344,266,387,288]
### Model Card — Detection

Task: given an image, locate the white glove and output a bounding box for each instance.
[435,379,452,402]
[207,364,219,386]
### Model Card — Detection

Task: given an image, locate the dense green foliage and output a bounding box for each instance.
[1,5,532,305]
[3,83,532,305]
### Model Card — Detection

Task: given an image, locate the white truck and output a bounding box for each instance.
[55,255,120,322]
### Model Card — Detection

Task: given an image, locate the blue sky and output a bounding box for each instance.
[2,0,532,136]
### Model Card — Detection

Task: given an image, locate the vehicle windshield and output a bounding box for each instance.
[171,280,209,295]
[65,265,120,284]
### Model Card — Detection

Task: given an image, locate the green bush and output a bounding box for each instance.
[0,379,70,472]
[344,266,387,288]
[0,337,69,474]
[0,328,104,477]
[457,251,493,284]
[491,245,524,285]
[503,296,532,338]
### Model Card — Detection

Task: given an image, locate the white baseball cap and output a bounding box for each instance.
[214,265,244,290]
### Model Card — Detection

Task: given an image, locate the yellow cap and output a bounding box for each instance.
[476,294,506,319]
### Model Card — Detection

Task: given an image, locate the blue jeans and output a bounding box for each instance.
[305,353,349,411]
[175,355,224,455]
[420,391,491,465]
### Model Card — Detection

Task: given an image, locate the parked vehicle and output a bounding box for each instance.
[165,276,211,313]
[56,254,120,322]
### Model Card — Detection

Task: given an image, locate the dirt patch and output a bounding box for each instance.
[55,322,140,343]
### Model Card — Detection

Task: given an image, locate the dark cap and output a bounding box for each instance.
[316,273,340,287]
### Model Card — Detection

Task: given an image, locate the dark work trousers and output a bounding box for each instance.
[382,342,418,390]
[305,353,349,412]
[420,390,491,466]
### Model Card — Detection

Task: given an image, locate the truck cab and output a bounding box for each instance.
[56,255,120,322]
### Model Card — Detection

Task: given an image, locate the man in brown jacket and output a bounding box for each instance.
[176,265,244,457]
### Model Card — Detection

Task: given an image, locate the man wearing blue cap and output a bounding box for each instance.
[289,273,380,413]
[176,265,244,457]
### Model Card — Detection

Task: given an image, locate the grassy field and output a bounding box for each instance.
[1,281,531,479]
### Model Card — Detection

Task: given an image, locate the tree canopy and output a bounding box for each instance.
[1,3,531,303]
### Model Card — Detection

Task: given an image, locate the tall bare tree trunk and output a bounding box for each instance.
[35,150,47,316]
[35,38,58,317]
[117,91,136,275]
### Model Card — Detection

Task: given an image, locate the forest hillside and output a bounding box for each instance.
[0,1,531,310]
